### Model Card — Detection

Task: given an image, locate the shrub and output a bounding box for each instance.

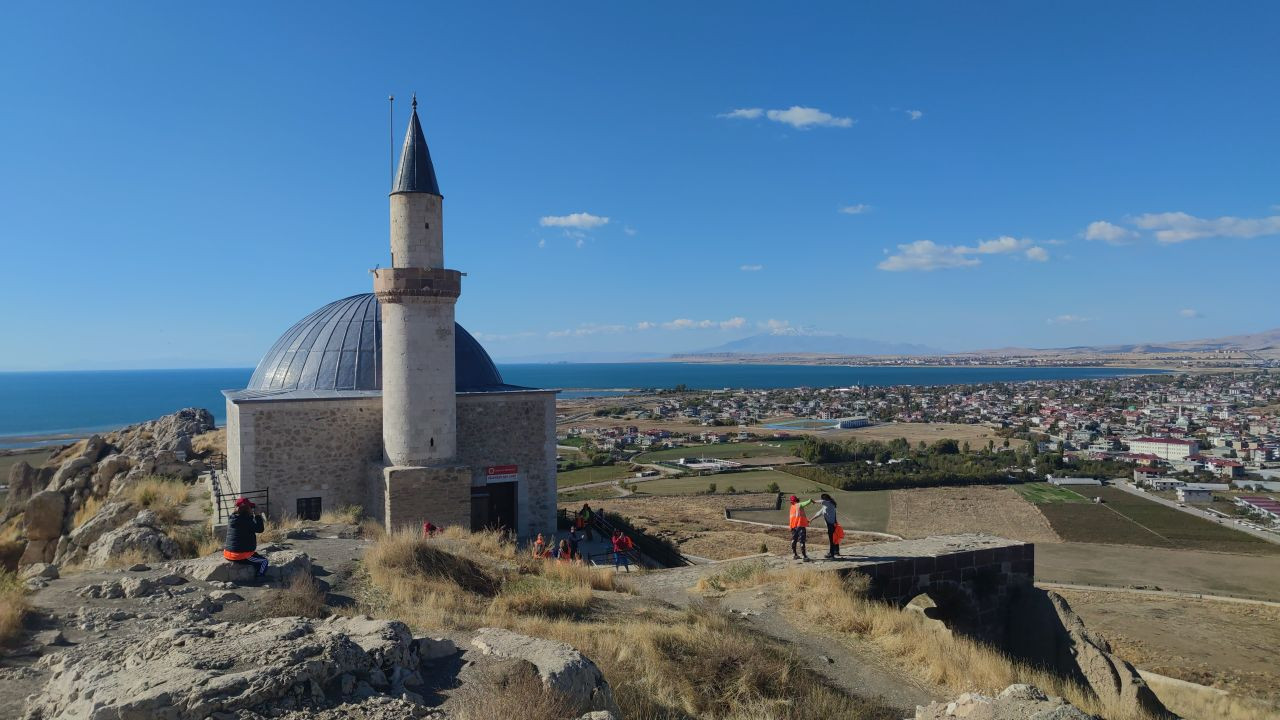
[72,496,103,529]
[258,573,327,619]
[128,476,189,527]
[0,570,28,647]
[765,482,780,494]
[319,504,363,524]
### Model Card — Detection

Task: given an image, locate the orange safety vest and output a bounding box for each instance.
[789,502,809,529]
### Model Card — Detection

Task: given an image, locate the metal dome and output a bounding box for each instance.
[246,294,508,393]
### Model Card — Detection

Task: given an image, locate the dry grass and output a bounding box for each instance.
[258,573,328,619]
[0,570,28,647]
[358,517,385,539]
[0,541,24,573]
[1144,676,1279,720]
[359,528,897,719]
[0,516,25,543]
[258,515,305,544]
[318,504,364,524]
[170,524,221,559]
[694,558,772,593]
[128,476,189,528]
[782,571,1156,720]
[451,665,579,720]
[190,428,226,455]
[72,496,103,529]
[93,548,151,570]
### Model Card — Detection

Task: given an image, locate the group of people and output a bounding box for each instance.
[530,527,636,571]
[788,492,845,561]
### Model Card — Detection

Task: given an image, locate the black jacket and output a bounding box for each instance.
[225,511,264,553]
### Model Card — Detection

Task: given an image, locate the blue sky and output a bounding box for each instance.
[1,2,1277,370]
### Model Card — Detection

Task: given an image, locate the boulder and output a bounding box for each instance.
[91,454,132,496]
[3,461,40,520]
[913,684,1096,719]
[469,627,620,717]
[121,577,158,599]
[20,563,59,581]
[170,550,313,584]
[24,616,422,720]
[53,500,135,565]
[84,511,180,568]
[48,457,93,493]
[23,491,67,541]
[19,539,56,566]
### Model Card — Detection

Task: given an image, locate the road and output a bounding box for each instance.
[1109,481,1280,545]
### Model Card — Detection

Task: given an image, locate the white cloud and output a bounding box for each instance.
[718,108,763,119]
[720,317,747,329]
[635,321,656,330]
[739,264,763,272]
[663,318,713,330]
[877,240,981,272]
[761,319,791,332]
[623,226,637,236]
[1131,211,1280,243]
[575,238,585,249]
[1083,220,1137,245]
[547,323,626,338]
[539,212,610,229]
[973,236,1029,254]
[906,109,923,120]
[765,106,854,129]
[839,204,871,215]
[1025,246,1049,262]
[473,331,536,342]
[537,239,546,249]
[1179,308,1203,319]
[1047,314,1089,325]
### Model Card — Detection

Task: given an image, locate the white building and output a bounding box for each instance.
[1176,487,1212,505]
[1126,437,1200,461]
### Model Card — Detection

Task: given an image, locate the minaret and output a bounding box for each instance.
[373,96,468,528]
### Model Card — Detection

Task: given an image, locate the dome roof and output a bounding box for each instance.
[246,294,508,393]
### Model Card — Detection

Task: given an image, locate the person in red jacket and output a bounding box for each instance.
[788,495,811,561]
[611,530,634,572]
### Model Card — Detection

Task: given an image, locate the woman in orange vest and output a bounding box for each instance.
[788,495,811,561]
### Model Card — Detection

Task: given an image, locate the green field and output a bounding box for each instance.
[633,469,817,496]
[557,465,638,487]
[557,485,623,503]
[1013,482,1088,504]
[1038,486,1280,555]
[632,439,803,463]
[729,488,892,533]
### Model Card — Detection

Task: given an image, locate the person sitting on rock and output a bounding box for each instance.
[223,497,268,578]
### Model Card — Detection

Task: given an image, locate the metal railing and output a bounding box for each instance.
[210,469,269,523]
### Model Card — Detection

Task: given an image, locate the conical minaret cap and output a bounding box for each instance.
[391,95,441,195]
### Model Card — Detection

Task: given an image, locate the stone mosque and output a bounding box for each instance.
[223,97,557,538]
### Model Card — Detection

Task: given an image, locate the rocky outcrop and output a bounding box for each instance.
[52,500,135,565]
[468,627,620,717]
[84,510,180,567]
[914,684,1095,719]
[19,491,67,565]
[7,408,219,568]
[3,461,42,521]
[1006,589,1172,719]
[171,549,314,584]
[24,616,425,719]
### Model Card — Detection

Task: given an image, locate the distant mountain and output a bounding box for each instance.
[492,350,668,364]
[691,329,945,356]
[968,327,1280,356]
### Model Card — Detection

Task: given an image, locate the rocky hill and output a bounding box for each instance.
[3,408,218,571]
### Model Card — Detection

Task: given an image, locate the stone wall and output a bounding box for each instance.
[226,389,557,539]
[457,390,558,539]
[226,396,382,519]
[846,539,1034,644]
[384,465,471,530]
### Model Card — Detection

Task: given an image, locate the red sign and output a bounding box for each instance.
[486,465,518,480]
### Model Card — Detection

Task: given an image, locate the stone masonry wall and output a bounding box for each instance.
[230,396,382,519]
[457,391,558,539]
[384,465,470,530]
[847,541,1034,644]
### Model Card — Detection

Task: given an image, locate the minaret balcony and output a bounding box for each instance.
[373,267,462,303]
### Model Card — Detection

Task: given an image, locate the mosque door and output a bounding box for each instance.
[487,481,518,534]
[470,487,490,531]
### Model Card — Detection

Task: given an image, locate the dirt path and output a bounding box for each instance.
[1035,542,1280,601]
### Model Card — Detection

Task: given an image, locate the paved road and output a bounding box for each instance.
[1109,481,1280,545]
